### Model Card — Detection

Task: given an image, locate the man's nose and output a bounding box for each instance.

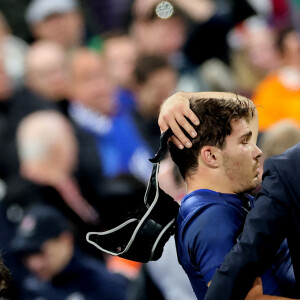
[254,144,263,159]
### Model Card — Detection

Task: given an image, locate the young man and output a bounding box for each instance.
[158,92,296,299]
[204,141,300,300]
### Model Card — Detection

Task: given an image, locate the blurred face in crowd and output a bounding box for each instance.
[245,26,279,72]
[31,12,83,50]
[23,233,73,281]
[281,30,300,68]
[69,50,115,115]
[220,114,262,194]
[18,112,78,186]
[25,42,68,101]
[103,36,138,89]
[136,67,177,117]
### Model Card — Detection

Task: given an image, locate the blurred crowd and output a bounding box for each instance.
[0,0,300,299]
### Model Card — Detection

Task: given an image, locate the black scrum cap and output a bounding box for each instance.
[86,129,180,263]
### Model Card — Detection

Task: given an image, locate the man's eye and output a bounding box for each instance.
[242,140,249,144]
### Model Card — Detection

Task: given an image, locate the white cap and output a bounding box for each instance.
[25,0,78,25]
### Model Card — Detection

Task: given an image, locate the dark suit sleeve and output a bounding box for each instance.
[205,158,290,300]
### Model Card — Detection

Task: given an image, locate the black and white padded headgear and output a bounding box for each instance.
[86,129,180,263]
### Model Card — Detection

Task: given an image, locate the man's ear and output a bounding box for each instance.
[200,146,220,167]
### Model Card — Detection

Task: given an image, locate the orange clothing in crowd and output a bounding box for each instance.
[253,70,300,131]
[107,255,142,280]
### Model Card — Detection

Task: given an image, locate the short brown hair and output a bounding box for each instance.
[169,94,256,178]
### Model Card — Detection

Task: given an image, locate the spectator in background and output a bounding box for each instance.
[0,52,57,289]
[230,17,279,96]
[23,41,103,169]
[0,55,54,185]
[103,33,138,91]
[23,40,103,185]
[0,42,103,222]
[130,1,189,88]
[11,204,128,300]
[25,41,69,104]
[102,33,139,113]
[68,48,152,183]
[132,54,177,151]
[130,8,186,72]
[25,0,84,53]
[0,58,103,287]
[130,1,226,92]
[16,111,104,257]
[130,5,191,90]
[253,26,300,131]
[68,48,116,116]
[131,0,256,93]
[132,0,254,66]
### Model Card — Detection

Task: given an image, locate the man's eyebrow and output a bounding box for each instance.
[239,131,252,140]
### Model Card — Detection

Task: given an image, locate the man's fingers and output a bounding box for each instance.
[174,111,198,138]
[158,113,191,149]
[158,91,200,148]
[182,105,200,127]
[158,113,170,133]
[166,118,193,148]
[169,136,185,149]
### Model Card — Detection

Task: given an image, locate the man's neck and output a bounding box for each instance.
[186,172,235,195]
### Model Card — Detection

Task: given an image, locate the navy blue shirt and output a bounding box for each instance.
[176,189,291,300]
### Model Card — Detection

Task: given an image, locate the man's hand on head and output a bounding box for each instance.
[158,92,200,149]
